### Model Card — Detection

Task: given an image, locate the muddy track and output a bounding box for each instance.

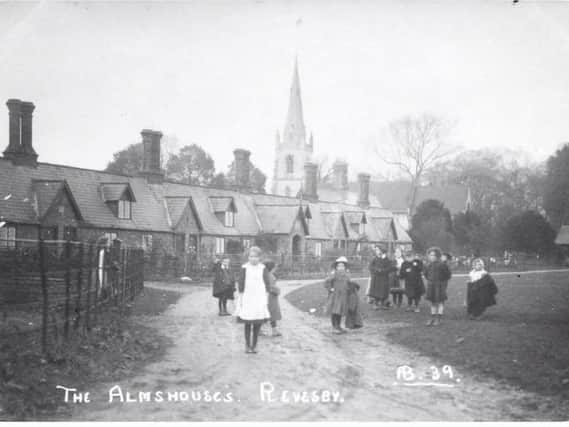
[69,280,566,421]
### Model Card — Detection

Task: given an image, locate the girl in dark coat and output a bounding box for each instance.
[467,258,498,319]
[324,256,363,333]
[424,247,452,326]
[212,257,235,316]
[368,245,397,309]
[399,251,425,312]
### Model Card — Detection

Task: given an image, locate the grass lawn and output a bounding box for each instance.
[286,270,569,401]
[0,286,181,420]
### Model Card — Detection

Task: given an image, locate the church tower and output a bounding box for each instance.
[272,58,314,197]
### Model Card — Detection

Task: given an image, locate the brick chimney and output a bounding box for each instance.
[303,162,318,201]
[357,173,371,209]
[4,99,38,167]
[332,160,348,191]
[20,102,38,161]
[233,148,251,190]
[140,129,163,183]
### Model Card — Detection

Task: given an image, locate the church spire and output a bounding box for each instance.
[283,57,306,147]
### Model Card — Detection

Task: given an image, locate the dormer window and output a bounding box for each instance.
[225,210,235,227]
[209,196,237,228]
[101,183,136,220]
[118,200,132,219]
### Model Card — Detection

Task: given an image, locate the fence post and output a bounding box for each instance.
[64,240,72,340]
[93,244,100,326]
[74,243,84,330]
[38,238,48,354]
[85,244,93,331]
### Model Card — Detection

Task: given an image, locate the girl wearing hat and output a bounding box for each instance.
[424,247,452,326]
[324,256,363,333]
[467,258,498,319]
[237,246,271,354]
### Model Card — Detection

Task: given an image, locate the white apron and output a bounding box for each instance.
[239,263,270,321]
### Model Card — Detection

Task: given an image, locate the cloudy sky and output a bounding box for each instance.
[1,0,569,184]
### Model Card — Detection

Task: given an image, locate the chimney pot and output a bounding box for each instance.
[4,99,38,167]
[357,173,371,209]
[233,148,251,190]
[4,99,22,158]
[332,160,348,191]
[140,129,164,183]
[303,162,318,201]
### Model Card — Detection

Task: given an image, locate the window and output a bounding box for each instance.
[285,155,294,174]
[64,226,78,241]
[0,225,16,247]
[243,239,251,249]
[142,234,153,251]
[224,210,235,227]
[285,186,291,197]
[105,232,118,242]
[314,242,322,257]
[118,200,132,219]
[359,222,365,234]
[356,243,361,253]
[215,237,225,254]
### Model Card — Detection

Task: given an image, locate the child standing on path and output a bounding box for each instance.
[368,246,397,309]
[467,258,498,320]
[212,257,235,316]
[264,261,282,337]
[237,247,271,354]
[400,251,425,312]
[390,249,405,308]
[324,256,363,334]
[424,247,452,326]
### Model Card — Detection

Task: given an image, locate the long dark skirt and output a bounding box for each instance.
[345,292,363,329]
[467,278,497,317]
[426,281,448,303]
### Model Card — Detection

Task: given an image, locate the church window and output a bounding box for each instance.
[286,155,294,174]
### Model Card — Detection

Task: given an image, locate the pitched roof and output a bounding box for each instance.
[255,205,307,235]
[164,182,260,236]
[100,182,136,202]
[163,196,202,233]
[370,180,469,213]
[0,158,171,231]
[555,225,569,245]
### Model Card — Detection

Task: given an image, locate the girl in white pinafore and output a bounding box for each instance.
[237,246,271,354]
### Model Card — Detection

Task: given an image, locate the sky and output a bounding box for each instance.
[1,0,569,186]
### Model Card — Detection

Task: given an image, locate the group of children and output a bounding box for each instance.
[212,244,499,353]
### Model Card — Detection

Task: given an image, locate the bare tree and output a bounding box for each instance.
[373,113,458,212]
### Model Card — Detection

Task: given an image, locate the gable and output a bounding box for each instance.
[32,179,83,222]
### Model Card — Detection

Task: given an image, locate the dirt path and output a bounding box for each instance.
[69,280,560,421]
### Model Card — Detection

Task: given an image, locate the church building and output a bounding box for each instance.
[271,59,314,197]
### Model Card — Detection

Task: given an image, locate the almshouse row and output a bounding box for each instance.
[0,99,412,274]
